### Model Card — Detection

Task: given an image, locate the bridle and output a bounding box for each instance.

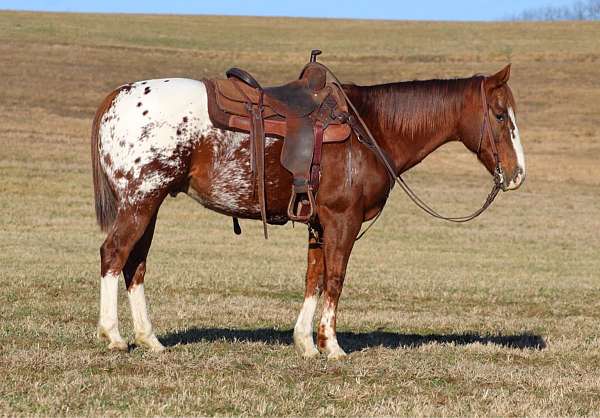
[475,76,506,191]
[308,63,507,232]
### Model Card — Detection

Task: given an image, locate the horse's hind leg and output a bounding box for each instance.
[122,213,164,352]
[97,195,164,351]
[293,227,324,358]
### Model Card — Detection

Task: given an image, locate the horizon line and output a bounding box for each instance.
[0,8,513,23]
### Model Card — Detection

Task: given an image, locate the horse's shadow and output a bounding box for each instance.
[159,327,546,352]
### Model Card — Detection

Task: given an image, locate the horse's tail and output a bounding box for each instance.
[91,88,121,232]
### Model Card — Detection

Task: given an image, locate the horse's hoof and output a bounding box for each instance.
[98,326,128,351]
[97,326,108,341]
[107,340,129,351]
[299,346,320,359]
[327,349,347,360]
[148,342,166,353]
[135,334,165,352]
[144,342,166,353]
[294,332,320,358]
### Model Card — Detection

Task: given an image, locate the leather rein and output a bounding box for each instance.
[385,79,505,223]
[308,62,505,229]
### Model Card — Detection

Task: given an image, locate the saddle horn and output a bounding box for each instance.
[310,49,322,63]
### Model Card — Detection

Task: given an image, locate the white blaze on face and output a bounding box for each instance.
[507,107,526,190]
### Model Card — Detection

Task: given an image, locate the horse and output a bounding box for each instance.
[91,64,525,359]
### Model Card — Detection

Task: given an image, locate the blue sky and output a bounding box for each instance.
[0,0,577,21]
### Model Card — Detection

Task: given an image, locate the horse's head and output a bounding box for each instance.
[460,65,525,191]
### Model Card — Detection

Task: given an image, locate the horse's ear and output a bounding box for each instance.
[486,64,511,89]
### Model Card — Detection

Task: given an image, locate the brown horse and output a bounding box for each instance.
[92,64,524,359]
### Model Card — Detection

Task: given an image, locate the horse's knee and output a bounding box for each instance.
[324,277,344,304]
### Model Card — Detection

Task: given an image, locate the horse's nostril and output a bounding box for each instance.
[507,167,526,190]
[512,167,524,181]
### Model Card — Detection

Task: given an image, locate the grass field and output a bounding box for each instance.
[1,10,600,415]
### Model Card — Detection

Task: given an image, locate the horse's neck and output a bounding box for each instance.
[349,82,465,175]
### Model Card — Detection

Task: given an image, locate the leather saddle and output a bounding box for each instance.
[205,50,351,238]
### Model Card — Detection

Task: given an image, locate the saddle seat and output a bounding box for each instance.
[206,50,352,238]
[213,69,351,141]
[224,65,326,117]
[263,81,322,117]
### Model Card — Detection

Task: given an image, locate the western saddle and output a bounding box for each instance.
[206,50,352,238]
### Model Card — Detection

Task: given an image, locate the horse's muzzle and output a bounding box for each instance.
[504,166,526,191]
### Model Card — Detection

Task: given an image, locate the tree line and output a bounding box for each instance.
[509,0,600,20]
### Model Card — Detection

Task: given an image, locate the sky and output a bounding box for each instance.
[0,0,577,21]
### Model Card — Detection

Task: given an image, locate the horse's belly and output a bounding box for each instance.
[186,131,290,223]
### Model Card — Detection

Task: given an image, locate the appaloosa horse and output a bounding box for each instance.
[92,64,524,359]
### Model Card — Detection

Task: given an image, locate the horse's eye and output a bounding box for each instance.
[495,113,505,122]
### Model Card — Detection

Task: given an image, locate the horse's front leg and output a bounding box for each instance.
[317,207,362,360]
[293,226,324,358]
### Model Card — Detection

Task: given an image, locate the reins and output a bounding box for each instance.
[384,79,504,223]
[305,62,505,235]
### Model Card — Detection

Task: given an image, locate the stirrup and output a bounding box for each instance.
[287,185,316,223]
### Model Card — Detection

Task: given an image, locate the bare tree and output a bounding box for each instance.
[509,0,600,20]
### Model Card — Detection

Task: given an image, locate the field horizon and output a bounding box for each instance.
[1,11,599,416]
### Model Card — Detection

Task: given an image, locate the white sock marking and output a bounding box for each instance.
[319,301,345,358]
[99,272,126,347]
[321,303,336,342]
[295,295,318,337]
[127,283,164,351]
[128,283,153,338]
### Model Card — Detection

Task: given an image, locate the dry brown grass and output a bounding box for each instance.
[1,11,599,416]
